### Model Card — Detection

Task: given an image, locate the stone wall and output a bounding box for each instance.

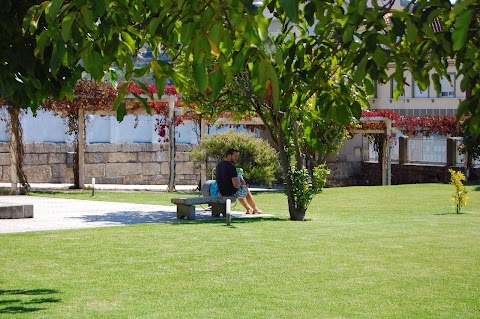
[0,142,200,185]
[359,162,479,186]
[325,162,363,187]
[1,142,477,186]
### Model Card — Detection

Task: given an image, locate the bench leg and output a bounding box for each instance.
[211,203,226,217]
[176,204,196,220]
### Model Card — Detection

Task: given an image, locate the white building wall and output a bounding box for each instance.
[370,63,463,116]
[0,110,258,145]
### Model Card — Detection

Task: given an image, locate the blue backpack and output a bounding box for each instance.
[201,180,219,197]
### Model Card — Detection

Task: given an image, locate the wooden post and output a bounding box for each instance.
[78,108,85,188]
[168,97,176,192]
[200,118,207,185]
[446,137,459,167]
[384,119,392,186]
[398,136,409,164]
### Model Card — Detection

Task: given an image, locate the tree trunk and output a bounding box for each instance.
[257,106,307,221]
[275,115,306,221]
[9,108,30,194]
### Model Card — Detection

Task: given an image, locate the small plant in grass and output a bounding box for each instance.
[449,168,468,214]
[289,164,330,216]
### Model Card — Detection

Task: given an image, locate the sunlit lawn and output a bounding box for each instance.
[0,183,479,318]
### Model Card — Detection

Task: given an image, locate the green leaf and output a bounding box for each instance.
[134,81,154,100]
[342,24,354,43]
[372,47,387,68]
[56,37,68,66]
[353,56,368,85]
[457,99,469,119]
[24,2,49,33]
[89,51,104,80]
[180,22,196,46]
[232,51,245,75]
[154,79,165,98]
[218,55,232,85]
[121,32,136,53]
[460,74,471,92]
[452,9,473,51]
[254,14,270,41]
[304,2,316,26]
[113,82,128,111]
[193,52,208,93]
[351,101,362,119]
[133,93,152,115]
[358,0,367,16]
[209,23,223,47]
[431,73,441,95]
[149,17,162,35]
[365,78,375,96]
[116,102,126,122]
[405,19,418,44]
[331,105,351,125]
[35,30,50,59]
[80,5,95,30]
[207,64,224,100]
[146,0,161,12]
[452,0,475,16]
[46,0,64,23]
[133,64,152,78]
[61,12,75,42]
[279,0,299,23]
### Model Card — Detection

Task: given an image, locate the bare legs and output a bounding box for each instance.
[238,189,262,214]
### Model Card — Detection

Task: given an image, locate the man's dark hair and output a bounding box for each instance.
[225,148,238,156]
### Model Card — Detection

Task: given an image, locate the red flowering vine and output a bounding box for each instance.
[351,109,462,137]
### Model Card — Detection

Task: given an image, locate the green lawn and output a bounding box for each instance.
[1,184,479,318]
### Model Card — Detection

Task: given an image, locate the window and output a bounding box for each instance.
[438,74,455,98]
[413,80,429,98]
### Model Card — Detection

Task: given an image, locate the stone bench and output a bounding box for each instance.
[0,203,34,219]
[171,196,236,220]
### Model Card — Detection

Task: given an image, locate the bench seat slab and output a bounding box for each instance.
[172,196,236,220]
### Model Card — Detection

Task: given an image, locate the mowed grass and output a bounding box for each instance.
[0,184,479,318]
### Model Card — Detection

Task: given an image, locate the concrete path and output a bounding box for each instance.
[0,195,263,234]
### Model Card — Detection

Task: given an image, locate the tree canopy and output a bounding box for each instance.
[0,0,81,110]
[22,0,479,219]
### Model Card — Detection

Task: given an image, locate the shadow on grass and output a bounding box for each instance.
[69,208,285,226]
[69,210,179,224]
[170,216,287,226]
[0,289,60,314]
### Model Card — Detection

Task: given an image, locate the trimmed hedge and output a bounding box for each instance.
[191,130,281,187]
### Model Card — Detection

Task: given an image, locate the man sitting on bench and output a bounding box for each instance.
[216,148,263,214]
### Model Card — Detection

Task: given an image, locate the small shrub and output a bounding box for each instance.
[289,164,330,211]
[191,130,281,186]
[449,168,468,214]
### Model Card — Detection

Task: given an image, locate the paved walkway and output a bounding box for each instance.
[0,183,275,234]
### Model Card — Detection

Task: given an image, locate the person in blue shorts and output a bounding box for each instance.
[216,148,263,214]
